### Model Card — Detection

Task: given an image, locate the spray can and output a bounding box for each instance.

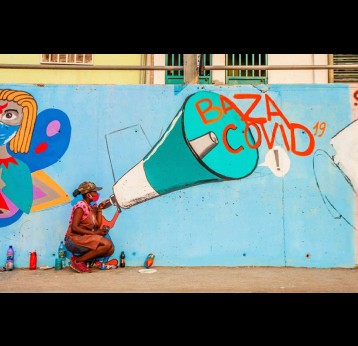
[145,253,155,268]
[29,251,37,270]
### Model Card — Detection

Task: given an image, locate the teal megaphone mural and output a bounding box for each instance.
[110,91,259,209]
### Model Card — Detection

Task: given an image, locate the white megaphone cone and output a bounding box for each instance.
[110,127,218,209]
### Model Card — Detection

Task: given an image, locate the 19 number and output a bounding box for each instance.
[313,121,326,137]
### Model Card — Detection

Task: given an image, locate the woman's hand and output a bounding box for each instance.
[95,228,109,236]
[98,199,111,210]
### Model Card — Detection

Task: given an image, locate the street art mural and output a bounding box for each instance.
[0,89,71,227]
[0,84,356,268]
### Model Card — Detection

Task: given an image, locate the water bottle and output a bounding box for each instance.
[58,241,67,269]
[119,251,125,268]
[5,245,14,271]
[29,251,37,270]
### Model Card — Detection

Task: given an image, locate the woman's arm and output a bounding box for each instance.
[96,206,103,225]
[96,199,111,225]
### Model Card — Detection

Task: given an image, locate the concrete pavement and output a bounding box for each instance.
[0,266,357,293]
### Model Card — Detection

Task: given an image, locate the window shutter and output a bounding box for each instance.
[41,54,93,65]
[333,54,358,83]
[226,54,267,85]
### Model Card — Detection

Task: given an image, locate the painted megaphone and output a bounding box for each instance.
[110,91,259,209]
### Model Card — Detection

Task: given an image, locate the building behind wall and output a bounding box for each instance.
[1,54,358,85]
[0,54,144,84]
[147,54,358,85]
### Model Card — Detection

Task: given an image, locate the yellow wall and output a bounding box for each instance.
[0,54,143,84]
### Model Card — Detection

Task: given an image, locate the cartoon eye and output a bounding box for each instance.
[3,111,18,121]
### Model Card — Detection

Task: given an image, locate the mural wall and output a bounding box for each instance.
[0,84,356,268]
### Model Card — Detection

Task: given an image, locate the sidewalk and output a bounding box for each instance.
[0,266,357,293]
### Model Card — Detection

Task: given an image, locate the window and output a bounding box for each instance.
[165,54,212,84]
[41,54,93,65]
[226,54,267,84]
[332,54,358,83]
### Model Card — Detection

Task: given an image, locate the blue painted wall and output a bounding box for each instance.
[0,84,356,268]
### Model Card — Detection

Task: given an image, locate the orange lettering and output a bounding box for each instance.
[290,123,315,156]
[265,94,291,127]
[233,94,266,123]
[259,123,280,150]
[219,94,245,119]
[245,123,261,149]
[223,124,244,154]
[195,98,222,125]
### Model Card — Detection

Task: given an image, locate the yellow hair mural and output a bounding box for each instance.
[0,89,37,153]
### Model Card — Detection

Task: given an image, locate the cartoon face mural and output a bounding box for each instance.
[0,89,71,227]
[0,100,24,146]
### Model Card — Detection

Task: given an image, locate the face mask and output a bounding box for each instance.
[88,193,100,203]
[0,122,20,146]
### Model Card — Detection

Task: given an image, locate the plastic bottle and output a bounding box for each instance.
[145,253,155,269]
[58,241,67,269]
[5,245,14,271]
[119,251,125,268]
[29,251,37,270]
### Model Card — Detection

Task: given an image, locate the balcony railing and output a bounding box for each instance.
[1,64,358,71]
